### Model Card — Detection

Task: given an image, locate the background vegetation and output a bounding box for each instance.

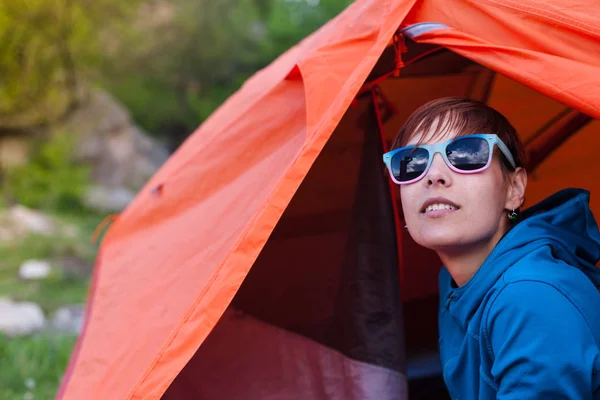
[0,0,352,148]
[0,0,352,398]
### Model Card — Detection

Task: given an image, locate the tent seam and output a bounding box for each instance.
[158,47,305,188]
[113,63,307,250]
[129,143,312,400]
[55,248,105,398]
[123,228,256,399]
[124,75,310,400]
[478,0,600,36]
[416,29,600,117]
[128,3,410,397]
[158,0,370,187]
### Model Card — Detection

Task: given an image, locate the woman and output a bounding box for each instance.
[383,97,600,399]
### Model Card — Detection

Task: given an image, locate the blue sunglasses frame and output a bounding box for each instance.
[382,134,517,185]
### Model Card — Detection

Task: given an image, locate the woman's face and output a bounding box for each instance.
[400,128,516,253]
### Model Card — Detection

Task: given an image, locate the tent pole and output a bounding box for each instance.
[525,109,592,172]
[467,69,496,104]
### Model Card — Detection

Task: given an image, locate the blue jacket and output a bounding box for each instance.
[438,188,600,399]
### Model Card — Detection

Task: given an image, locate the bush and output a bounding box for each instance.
[0,334,77,399]
[2,132,91,212]
[0,0,140,128]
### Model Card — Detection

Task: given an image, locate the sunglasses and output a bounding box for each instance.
[382,134,516,185]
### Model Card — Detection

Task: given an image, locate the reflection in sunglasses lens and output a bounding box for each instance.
[446,138,489,171]
[392,148,429,181]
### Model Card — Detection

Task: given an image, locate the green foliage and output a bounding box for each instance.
[0,232,98,313]
[105,76,193,137]
[0,210,101,398]
[0,334,76,399]
[101,0,263,145]
[0,209,104,398]
[261,0,352,59]
[104,0,352,147]
[0,3,356,398]
[0,0,353,143]
[0,210,101,399]
[0,0,140,127]
[2,132,91,211]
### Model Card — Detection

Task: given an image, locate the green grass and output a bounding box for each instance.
[0,234,91,312]
[0,209,107,399]
[0,333,77,399]
[0,210,105,313]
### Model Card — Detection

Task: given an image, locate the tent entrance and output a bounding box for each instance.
[163,24,598,400]
[163,68,412,399]
[370,26,594,175]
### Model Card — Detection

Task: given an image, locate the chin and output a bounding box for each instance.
[413,231,465,251]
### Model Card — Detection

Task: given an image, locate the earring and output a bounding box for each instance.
[403,225,408,231]
[508,209,518,221]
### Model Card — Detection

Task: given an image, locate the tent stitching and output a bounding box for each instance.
[480,0,600,36]
[415,30,600,117]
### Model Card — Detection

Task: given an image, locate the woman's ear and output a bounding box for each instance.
[505,167,527,210]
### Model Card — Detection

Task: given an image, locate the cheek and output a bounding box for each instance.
[462,176,508,232]
[399,186,417,216]
[473,171,508,209]
[399,186,423,229]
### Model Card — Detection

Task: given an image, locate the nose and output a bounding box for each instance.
[425,152,452,187]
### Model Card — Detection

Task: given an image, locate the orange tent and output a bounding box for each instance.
[58,1,600,399]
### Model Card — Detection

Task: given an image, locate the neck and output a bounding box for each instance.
[438,222,510,287]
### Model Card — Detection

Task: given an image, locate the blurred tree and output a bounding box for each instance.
[253,0,273,18]
[106,0,352,149]
[3,131,90,211]
[103,0,264,148]
[0,0,139,129]
[0,0,352,145]
[262,0,352,60]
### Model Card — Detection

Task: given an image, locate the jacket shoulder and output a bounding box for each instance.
[487,258,600,344]
[501,254,595,291]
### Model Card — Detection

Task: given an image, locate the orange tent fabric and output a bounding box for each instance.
[58,1,600,399]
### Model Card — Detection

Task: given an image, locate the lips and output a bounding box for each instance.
[420,197,461,214]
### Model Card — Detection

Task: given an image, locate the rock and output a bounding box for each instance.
[0,204,80,244]
[0,299,45,336]
[8,205,55,234]
[51,304,85,335]
[0,205,55,244]
[19,260,52,280]
[0,134,30,168]
[59,89,169,191]
[0,88,168,215]
[24,377,36,390]
[83,185,136,213]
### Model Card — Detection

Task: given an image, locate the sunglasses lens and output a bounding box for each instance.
[446,137,489,171]
[391,148,429,182]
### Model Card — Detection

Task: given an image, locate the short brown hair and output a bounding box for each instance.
[391,97,525,172]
